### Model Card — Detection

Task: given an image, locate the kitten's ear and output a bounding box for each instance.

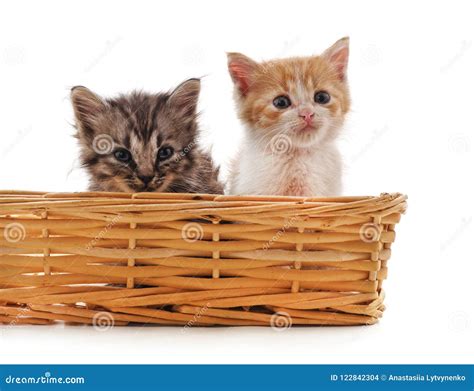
[227,52,259,96]
[322,37,350,81]
[167,78,201,118]
[70,86,106,136]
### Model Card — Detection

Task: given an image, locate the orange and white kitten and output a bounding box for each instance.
[227,37,350,197]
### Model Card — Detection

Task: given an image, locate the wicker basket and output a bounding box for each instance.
[0,191,406,327]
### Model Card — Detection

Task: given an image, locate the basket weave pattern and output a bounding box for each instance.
[0,191,406,327]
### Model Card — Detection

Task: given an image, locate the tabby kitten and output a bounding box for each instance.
[71,79,223,194]
[227,37,351,197]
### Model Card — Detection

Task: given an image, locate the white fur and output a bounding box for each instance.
[229,129,342,197]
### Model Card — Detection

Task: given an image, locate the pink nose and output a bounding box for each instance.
[299,109,315,124]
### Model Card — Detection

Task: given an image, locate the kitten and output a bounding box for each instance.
[227,37,350,197]
[71,79,223,194]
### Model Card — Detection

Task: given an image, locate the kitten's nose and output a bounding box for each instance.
[138,175,154,186]
[299,109,315,124]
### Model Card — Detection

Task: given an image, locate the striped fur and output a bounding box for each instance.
[71,79,223,194]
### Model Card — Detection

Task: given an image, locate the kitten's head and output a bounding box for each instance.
[227,37,350,149]
[71,79,201,192]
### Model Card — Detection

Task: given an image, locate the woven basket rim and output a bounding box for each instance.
[0,190,407,204]
[0,191,408,220]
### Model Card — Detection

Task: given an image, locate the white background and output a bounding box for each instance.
[0,0,473,364]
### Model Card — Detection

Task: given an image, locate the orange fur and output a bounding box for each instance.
[236,55,350,131]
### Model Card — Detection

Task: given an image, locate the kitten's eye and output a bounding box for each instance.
[158,146,174,161]
[314,91,331,104]
[114,148,132,163]
[273,95,291,109]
